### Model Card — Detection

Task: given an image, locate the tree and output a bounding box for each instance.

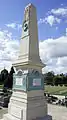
[0,73,3,84]
[1,68,8,89]
[8,66,15,88]
[44,71,54,85]
[1,68,8,82]
[53,76,59,86]
[10,66,15,75]
[63,75,67,86]
[53,75,63,86]
[3,66,15,89]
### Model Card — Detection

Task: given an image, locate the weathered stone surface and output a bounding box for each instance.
[12,3,45,72]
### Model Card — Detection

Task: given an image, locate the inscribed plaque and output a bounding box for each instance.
[16,78,23,86]
[33,78,41,86]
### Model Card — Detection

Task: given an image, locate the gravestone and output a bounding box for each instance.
[2,3,52,120]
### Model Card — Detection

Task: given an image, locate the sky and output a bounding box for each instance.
[0,0,67,74]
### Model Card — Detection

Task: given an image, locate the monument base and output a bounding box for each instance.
[2,90,49,120]
[1,115,52,120]
[32,115,52,120]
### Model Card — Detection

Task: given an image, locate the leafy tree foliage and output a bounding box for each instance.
[8,66,15,88]
[44,72,67,86]
[44,71,54,85]
[0,66,15,89]
[0,67,67,88]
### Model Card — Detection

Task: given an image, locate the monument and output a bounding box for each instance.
[2,3,52,120]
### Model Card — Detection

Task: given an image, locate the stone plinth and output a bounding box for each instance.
[3,90,47,120]
[32,115,52,120]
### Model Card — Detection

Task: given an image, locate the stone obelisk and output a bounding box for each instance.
[2,3,52,120]
[13,4,44,72]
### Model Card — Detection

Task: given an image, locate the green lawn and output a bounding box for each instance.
[0,84,3,89]
[45,85,67,96]
[0,84,67,96]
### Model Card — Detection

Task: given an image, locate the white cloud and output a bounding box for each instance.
[38,15,61,26]
[6,23,22,30]
[45,15,61,26]
[6,23,16,29]
[38,18,45,24]
[66,28,67,36]
[0,30,19,71]
[51,8,67,16]
[55,17,61,23]
[17,24,22,29]
[38,7,67,27]
[39,36,67,74]
[0,29,67,74]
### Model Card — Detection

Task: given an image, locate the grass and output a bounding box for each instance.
[45,85,67,96]
[0,84,3,89]
[0,84,67,96]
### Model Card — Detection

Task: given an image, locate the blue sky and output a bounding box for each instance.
[0,0,67,74]
[0,0,67,40]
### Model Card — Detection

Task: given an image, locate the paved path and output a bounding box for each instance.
[0,107,8,119]
[0,104,67,120]
[48,104,67,120]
